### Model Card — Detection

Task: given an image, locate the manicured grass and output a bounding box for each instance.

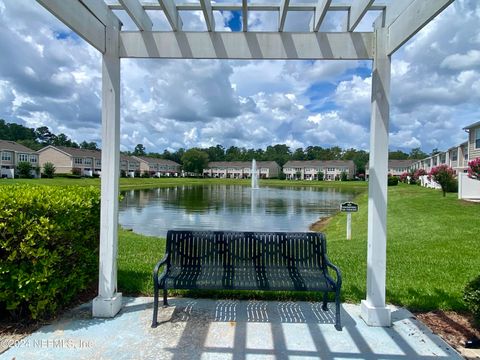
[117,184,480,311]
[1,176,367,191]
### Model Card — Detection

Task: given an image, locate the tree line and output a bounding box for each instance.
[1,119,430,175]
[0,119,99,151]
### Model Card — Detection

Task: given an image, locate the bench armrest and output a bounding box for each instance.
[325,257,342,289]
[153,253,170,286]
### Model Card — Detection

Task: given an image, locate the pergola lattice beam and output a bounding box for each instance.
[387,0,454,54]
[278,0,290,32]
[80,0,121,26]
[157,0,182,31]
[348,0,374,31]
[37,0,106,52]
[242,0,248,32]
[119,31,374,60]
[199,0,215,32]
[119,0,153,31]
[107,2,387,13]
[310,0,332,32]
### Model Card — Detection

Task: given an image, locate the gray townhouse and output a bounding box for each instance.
[0,140,39,178]
[132,156,181,177]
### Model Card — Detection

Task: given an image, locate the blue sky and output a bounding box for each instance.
[0,0,479,154]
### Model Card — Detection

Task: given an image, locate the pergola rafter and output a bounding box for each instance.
[35,0,455,327]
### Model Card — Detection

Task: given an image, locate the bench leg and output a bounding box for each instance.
[163,288,169,307]
[322,292,328,311]
[152,283,159,328]
[334,288,342,331]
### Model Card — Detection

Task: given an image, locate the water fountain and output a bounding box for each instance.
[251,159,259,189]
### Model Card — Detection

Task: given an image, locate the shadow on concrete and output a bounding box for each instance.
[157,299,461,360]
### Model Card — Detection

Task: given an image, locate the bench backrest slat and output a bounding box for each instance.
[166,231,327,270]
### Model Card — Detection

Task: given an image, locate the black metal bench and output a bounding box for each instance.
[152,230,342,329]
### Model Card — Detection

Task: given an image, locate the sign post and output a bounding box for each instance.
[340,202,358,240]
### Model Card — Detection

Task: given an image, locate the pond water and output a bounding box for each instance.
[118,185,358,237]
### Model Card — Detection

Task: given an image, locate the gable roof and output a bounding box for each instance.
[207,161,280,168]
[0,140,36,153]
[38,145,102,159]
[133,156,180,166]
[283,160,355,168]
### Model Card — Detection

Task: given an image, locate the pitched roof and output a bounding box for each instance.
[463,121,480,130]
[133,156,180,166]
[0,140,36,153]
[55,146,102,159]
[283,160,355,168]
[207,161,280,168]
[387,159,415,167]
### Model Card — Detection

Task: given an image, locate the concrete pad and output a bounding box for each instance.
[0,297,463,360]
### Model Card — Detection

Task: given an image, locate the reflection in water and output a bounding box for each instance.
[119,185,357,237]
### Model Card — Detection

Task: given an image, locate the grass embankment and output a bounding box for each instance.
[117,184,479,311]
[2,177,367,191]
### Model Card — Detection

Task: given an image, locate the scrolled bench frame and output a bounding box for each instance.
[152,230,342,329]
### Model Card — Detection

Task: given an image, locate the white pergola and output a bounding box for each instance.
[36,0,453,327]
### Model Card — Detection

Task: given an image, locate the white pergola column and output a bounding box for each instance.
[360,27,391,327]
[92,20,122,317]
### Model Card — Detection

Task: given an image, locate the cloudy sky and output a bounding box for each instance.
[0,0,478,154]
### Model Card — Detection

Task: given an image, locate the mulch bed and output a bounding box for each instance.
[416,310,480,354]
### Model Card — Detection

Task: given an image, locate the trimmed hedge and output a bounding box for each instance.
[464,274,480,327]
[0,185,100,320]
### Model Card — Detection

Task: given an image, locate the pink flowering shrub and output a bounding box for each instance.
[429,165,456,197]
[468,157,480,180]
[413,168,427,180]
[399,172,409,183]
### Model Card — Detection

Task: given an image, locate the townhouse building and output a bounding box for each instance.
[411,121,479,174]
[366,159,415,178]
[132,156,181,177]
[203,161,281,179]
[283,160,355,180]
[0,140,39,178]
[38,145,103,176]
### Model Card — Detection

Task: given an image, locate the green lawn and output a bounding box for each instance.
[1,176,367,191]
[117,183,479,311]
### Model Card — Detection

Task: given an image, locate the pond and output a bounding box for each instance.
[119,185,358,237]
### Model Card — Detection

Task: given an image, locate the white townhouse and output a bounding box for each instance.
[283,160,355,180]
[203,161,281,179]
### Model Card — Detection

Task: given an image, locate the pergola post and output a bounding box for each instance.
[92,19,122,317]
[360,27,391,327]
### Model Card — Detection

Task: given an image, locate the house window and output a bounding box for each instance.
[29,155,37,163]
[452,150,457,161]
[74,158,83,165]
[84,158,92,165]
[327,168,335,172]
[476,128,480,149]
[18,154,28,162]
[96,160,101,167]
[1,152,11,161]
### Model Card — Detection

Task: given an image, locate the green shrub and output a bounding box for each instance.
[0,185,100,320]
[388,176,399,186]
[43,162,56,178]
[16,161,33,179]
[446,178,458,193]
[71,167,82,176]
[464,275,480,326]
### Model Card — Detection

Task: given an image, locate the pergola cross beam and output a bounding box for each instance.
[118,0,153,31]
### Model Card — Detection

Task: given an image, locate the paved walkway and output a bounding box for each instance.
[1,297,462,360]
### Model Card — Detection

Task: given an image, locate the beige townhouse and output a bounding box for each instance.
[38,145,102,176]
[366,159,415,178]
[0,140,39,178]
